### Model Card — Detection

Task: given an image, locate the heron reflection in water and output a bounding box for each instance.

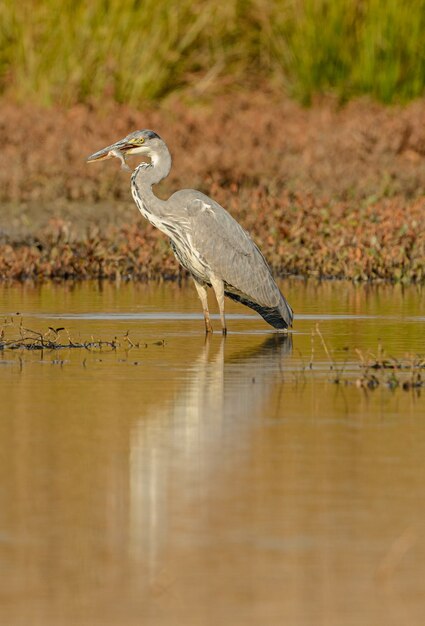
[87,131,293,334]
[128,333,292,568]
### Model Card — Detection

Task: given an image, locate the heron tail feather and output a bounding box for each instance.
[225,292,293,329]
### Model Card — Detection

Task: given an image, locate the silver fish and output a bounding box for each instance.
[110,148,131,171]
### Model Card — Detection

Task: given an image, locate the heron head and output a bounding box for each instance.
[86,130,163,166]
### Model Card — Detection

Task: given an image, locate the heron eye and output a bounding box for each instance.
[138,137,145,145]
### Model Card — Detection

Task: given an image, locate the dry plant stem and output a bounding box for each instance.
[315,324,334,367]
[308,328,315,369]
[124,331,139,348]
[0,318,119,351]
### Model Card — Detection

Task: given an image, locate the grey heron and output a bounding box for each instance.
[87,130,293,334]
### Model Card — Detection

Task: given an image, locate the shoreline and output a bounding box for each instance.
[0,94,424,283]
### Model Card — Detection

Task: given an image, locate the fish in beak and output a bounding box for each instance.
[86,138,136,171]
[87,130,157,171]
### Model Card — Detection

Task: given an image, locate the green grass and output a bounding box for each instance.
[1,0,425,105]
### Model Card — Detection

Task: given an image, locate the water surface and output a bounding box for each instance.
[1,280,424,626]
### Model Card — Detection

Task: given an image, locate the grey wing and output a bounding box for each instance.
[173,190,293,326]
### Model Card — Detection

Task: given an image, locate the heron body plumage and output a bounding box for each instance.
[87,130,293,333]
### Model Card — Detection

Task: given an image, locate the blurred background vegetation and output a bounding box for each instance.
[1,0,425,107]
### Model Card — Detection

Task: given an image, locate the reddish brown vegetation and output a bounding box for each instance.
[0,92,424,282]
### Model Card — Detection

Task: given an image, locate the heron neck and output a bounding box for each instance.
[137,143,172,185]
[131,145,172,224]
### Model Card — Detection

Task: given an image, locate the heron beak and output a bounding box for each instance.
[86,139,133,163]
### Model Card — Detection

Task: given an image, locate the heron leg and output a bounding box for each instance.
[192,278,213,334]
[210,275,227,335]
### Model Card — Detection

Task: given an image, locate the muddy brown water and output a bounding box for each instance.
[1,279,425,626]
